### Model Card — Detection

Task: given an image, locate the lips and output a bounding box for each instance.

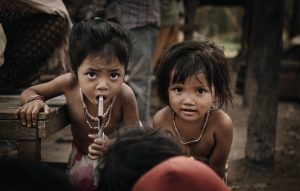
[181,108,196,112]
[96,95,107,104]
[96,95,107,100]
[181,108,197,116]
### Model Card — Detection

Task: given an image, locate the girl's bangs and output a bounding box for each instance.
[171,55,205,84]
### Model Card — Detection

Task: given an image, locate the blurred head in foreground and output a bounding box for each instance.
[97,126,185,191]
[132,156,230,191]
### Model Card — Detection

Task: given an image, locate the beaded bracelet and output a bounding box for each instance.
[27,95,45,103]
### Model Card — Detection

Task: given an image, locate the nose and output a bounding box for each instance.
[96,79,109,91]
[182,94,195,105]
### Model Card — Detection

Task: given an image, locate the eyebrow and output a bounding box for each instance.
[86,66,122,71]
[108,68,122,72]
[85,67,97,72]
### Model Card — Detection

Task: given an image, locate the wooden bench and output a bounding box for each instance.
[0,95,69,161]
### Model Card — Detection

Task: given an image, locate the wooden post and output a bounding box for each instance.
[244,0,284,166]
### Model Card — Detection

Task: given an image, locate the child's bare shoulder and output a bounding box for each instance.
[211,109,233,133]
[153,107,171,128]
[119,83,135,98]
[57,73,77,92]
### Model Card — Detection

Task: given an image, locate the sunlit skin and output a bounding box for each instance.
[15,56,140,159]
[153,71,233,178]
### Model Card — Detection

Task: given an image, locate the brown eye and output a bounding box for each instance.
[87,72,97,79]
[110,72,120,80]
[174,88,183,93]
[196,88,205,94]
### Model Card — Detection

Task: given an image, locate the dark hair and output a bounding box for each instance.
[156,40,233,109]
[0,158,72,191]
[97,126,185,191]
[68,14,131,78]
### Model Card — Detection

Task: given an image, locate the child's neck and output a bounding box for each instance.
[174,112,207,129]
[172,108,211,145]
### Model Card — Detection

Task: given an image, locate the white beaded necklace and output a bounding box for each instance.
[172,108,211,145]
[79,88,116,129]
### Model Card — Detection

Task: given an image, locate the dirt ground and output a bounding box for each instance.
[226,96,300,191]
[1,88,299,191]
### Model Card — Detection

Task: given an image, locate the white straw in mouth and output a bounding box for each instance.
[98,96,103,117]
[98,96,104,137]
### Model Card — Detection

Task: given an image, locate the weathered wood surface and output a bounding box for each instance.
[0,95,69,140]
[0,95,70,161]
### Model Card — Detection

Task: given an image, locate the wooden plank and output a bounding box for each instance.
[0,95,69,162]
[0,95,69,139]
[0,120,37,140]
[16,140,41,161]
[39,105,70,138]
[0,108,61,120]
[0,95,67,119]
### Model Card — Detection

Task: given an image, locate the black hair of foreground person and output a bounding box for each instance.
[0,158,73,191]
[97,126,186,191]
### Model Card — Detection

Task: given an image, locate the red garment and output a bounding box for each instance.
[132,156,230,191]
[67,143,98,191]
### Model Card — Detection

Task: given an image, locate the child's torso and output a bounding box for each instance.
[64,85,123,154]
[155,107,217,163]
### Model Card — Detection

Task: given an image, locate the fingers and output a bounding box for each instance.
[88,143,105,160]
[25,106,34,127]
[88,133,98,139]
[88,153,100,160]
[94,137,107,145]
[31,106,41,127]
[90,140,107,153]
[87,135,110,160]
[15,102,49,128]
[88,133,109,141]
[44,104,50,115]
[18,104,34,127]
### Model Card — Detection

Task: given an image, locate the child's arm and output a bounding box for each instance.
[152,107,167,129]
[120,83,140,127]
[15,73,71,128]
[153,107,174,129]
[208,111,233,179]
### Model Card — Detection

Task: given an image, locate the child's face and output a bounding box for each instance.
[168,71,215,122]
[77,55,125,105]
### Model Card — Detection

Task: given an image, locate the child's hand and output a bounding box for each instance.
[15,100,49,128]
[88,133,109,160]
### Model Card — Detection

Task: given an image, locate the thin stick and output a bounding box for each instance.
[98,96,104,138]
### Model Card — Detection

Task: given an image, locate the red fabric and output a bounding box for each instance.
[132,156,230,191]
[68,144,98,191]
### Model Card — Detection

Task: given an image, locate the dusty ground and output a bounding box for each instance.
[227,96,300,191]
[1,91,299,191]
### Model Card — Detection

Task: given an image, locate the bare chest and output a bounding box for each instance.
[169,122,216,159]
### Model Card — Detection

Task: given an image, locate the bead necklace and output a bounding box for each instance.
[80,88,115,122]
[172,108,211,145]
[79,88,116,129]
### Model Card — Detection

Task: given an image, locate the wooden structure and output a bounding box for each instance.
[0,95,69,161]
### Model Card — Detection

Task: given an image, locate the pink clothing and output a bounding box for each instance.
[66,143,99,191]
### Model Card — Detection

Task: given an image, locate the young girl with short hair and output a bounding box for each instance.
[153,40,233,180]
[16,15,140,190]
